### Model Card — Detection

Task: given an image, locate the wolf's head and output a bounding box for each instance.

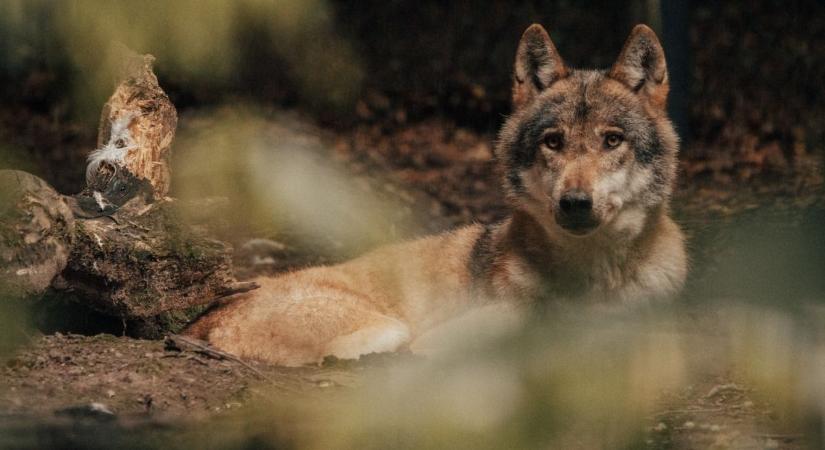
[496,24,678,239]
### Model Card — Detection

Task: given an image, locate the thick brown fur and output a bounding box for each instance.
[186,24,687,366]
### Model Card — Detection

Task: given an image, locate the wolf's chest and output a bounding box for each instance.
[496,251,633,304]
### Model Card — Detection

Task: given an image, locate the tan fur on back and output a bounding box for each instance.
[187,227,486,365]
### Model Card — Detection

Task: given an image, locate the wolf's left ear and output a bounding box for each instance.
[609,24,669,109]
[512,24,567,110]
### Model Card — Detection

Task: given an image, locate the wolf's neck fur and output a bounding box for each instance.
[472,205,667,303]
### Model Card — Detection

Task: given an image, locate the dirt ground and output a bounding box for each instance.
[1,114,824,449]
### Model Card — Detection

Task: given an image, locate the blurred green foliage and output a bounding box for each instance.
[172,107,423,257]
[0,0,364,123]
[0,290,31,360]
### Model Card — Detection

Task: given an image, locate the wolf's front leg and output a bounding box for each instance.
[188,290,411,366]
[324,318,411,361]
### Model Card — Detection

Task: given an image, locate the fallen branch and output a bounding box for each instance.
[652,403,750,417]
[215,281,261,299]
[704,383,745,399]
[755,433,803,441]
[165,334,294,390]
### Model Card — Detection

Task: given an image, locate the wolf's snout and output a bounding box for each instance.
[556,190,599,235]
[559,190,592,215]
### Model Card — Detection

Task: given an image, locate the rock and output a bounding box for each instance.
[54,402,116,421]
[0,170,75,298]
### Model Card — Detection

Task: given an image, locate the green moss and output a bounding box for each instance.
[153,204,213,264]
[158,304,208,332]
[0,188,24,248]
[0,287,32,358]
[127,303,209,339]
[0,222,24,248]
[131,248,155,264]
[129,288,160,309]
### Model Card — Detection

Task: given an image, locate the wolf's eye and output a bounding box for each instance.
[604,133,624,149]
[544,133,564,151]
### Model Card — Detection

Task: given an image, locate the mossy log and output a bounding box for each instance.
[0,170,75,298]
[1,47,253,337]
[57,201,249,337]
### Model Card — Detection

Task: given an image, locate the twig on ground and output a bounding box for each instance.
[126,220,151,232]
[165,334,295,392]
[755,433,803,441]
[704,383,745,399]
[653,403,753,417]
[215,281,260,298]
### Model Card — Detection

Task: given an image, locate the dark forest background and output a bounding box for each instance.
[0,0,823,194]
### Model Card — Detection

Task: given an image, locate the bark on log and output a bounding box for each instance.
[0,170,75,298]
[60,202,240,336]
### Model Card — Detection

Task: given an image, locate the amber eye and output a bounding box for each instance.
[604,133,624,149]
[544,133,564,151]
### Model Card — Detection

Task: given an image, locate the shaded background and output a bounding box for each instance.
[0,0,822,194]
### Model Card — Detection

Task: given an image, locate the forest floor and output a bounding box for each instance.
[1,111,824,449]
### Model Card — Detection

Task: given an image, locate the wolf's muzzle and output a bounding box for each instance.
[556,190,599,235]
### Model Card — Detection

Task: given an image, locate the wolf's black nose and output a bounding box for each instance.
[559,190,593,215]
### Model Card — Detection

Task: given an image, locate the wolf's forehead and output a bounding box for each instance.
[536,71,638,126]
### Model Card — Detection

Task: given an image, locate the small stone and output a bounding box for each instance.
[683,421,695,429]
[654,422,668,431]
[106,389,115,398]
[55,402,115,421]
[89,402,114,415]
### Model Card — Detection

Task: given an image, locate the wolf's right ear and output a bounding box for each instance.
[512,24,567,110]
[609,24,669,109]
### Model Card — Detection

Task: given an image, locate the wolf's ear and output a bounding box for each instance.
[609,24,669,109]
[512,24,567,110]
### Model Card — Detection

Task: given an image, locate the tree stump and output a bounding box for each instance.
[87,45,177,199]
